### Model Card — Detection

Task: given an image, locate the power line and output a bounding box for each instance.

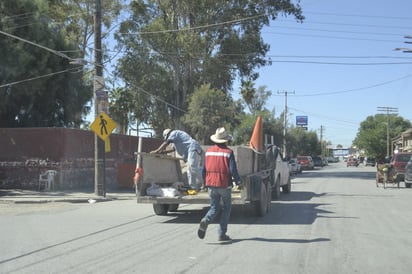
[0,68,84,89]
[284,73,412,97]
[0,30,72,60]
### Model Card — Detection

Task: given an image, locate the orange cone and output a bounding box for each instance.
[249,116,263,152]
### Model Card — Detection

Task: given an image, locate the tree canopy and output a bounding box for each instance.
[0,0,124,128]
[353,114,411,160]
[0,0,92,127]
[115,0,304,132]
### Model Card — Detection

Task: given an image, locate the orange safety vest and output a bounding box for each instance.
[204,145,232,188]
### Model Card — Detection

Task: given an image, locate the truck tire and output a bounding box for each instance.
[168,204,179,212]
[271,177,281,200]
[153,204,169,215]
[253,183,269,217]
[282,177,291,193]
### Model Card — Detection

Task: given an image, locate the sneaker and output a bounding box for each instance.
[218,234,232,241]
[197,218,208,239]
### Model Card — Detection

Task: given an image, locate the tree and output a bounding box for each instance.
[0,0,91,127]
[240,81,272,114]
[353,114,411,160]
[115,0,303,131]
[183,84,242,144]
[287,127,320,157]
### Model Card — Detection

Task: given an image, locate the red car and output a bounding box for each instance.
[297,156,314,170]
[391,152,412,181]
[347,158,359,167]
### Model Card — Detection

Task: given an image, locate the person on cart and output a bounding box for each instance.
[151,129,203,191]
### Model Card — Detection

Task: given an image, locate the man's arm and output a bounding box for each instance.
[150,141,175,154]
[229,151,241,184]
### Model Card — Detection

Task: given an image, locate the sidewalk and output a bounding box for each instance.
[0,188,136,204]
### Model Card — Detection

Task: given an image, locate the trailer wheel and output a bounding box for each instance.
[253,183,269,217]
[153,204,169,215]
[282,177,291,193]
[271,177,281,200]
[168,204,179,212]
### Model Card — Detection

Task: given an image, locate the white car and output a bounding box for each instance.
[289,158,302,175]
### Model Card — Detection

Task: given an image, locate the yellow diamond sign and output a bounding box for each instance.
[90,112,117,141]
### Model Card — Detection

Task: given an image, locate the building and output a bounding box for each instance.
[392,128,412,153]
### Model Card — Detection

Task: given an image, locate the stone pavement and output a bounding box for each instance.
[0,188,136,204]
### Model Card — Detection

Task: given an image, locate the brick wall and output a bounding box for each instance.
[0,128,162,190]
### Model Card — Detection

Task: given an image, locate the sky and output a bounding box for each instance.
[250,0,412,148]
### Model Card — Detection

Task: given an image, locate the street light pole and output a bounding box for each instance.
[94,0,105,197]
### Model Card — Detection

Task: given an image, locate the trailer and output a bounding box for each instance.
[134,137,291,217]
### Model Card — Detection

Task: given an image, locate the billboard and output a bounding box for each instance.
[332,149,350,157]
[296,116,308,126]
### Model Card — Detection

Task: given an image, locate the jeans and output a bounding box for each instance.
[203,186,232,237]
[187,148,203,190]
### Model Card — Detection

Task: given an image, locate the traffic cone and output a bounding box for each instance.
[249,116,263,152]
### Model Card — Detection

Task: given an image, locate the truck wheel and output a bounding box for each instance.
[282,177,291,193]
[253,183,268,217]
[153,204,169,215]
[271,178,281,200]
[168,204,179,212]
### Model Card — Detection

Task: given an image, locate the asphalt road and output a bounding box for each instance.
[1,162,412,274]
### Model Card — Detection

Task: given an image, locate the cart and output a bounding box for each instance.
[376,163,399,188]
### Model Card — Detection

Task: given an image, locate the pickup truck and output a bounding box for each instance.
[134,137,291,217]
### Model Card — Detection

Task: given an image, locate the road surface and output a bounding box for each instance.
[1,162,412,274]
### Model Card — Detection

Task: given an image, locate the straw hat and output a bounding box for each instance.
[210,127,232,143]
[163,129,172,140]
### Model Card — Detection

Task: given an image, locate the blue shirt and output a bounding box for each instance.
[166,130,201,161]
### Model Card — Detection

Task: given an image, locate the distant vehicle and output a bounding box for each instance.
[391,152,412,182]
[289,158,302,175]
[312,156,324,167]
[404,157,412,188]
[297,156,314,170]
[364,157,376,167]
[326,157,339,163]
[347,158,359,167]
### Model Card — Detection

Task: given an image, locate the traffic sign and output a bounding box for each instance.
[90,112,117,141]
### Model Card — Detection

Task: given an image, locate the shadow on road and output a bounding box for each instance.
[207,237,331,245]
[163,189,357,226]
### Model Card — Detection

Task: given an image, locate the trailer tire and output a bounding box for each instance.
[253,183,269,217]
[282,177,291,193]
[168,204,179,212]
[153,204,169,215]
[271,177,281,200]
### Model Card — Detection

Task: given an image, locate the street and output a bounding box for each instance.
[1,161,412,274]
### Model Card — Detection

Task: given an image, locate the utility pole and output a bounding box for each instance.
[320,125,324,157]
[94,0,105,197]
[377,106,399,158]
[278,90,295,158]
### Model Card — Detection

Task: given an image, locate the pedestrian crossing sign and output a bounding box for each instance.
[90,111,117,141]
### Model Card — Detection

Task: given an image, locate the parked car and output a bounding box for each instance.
[326,156,339,163]
[297,156,314,170]
[391,152,412,182]
[364,157,376,167]
[346,158,359,167]
[312,156,324,167]
[289,158,302,175]
[404,157,412,188]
